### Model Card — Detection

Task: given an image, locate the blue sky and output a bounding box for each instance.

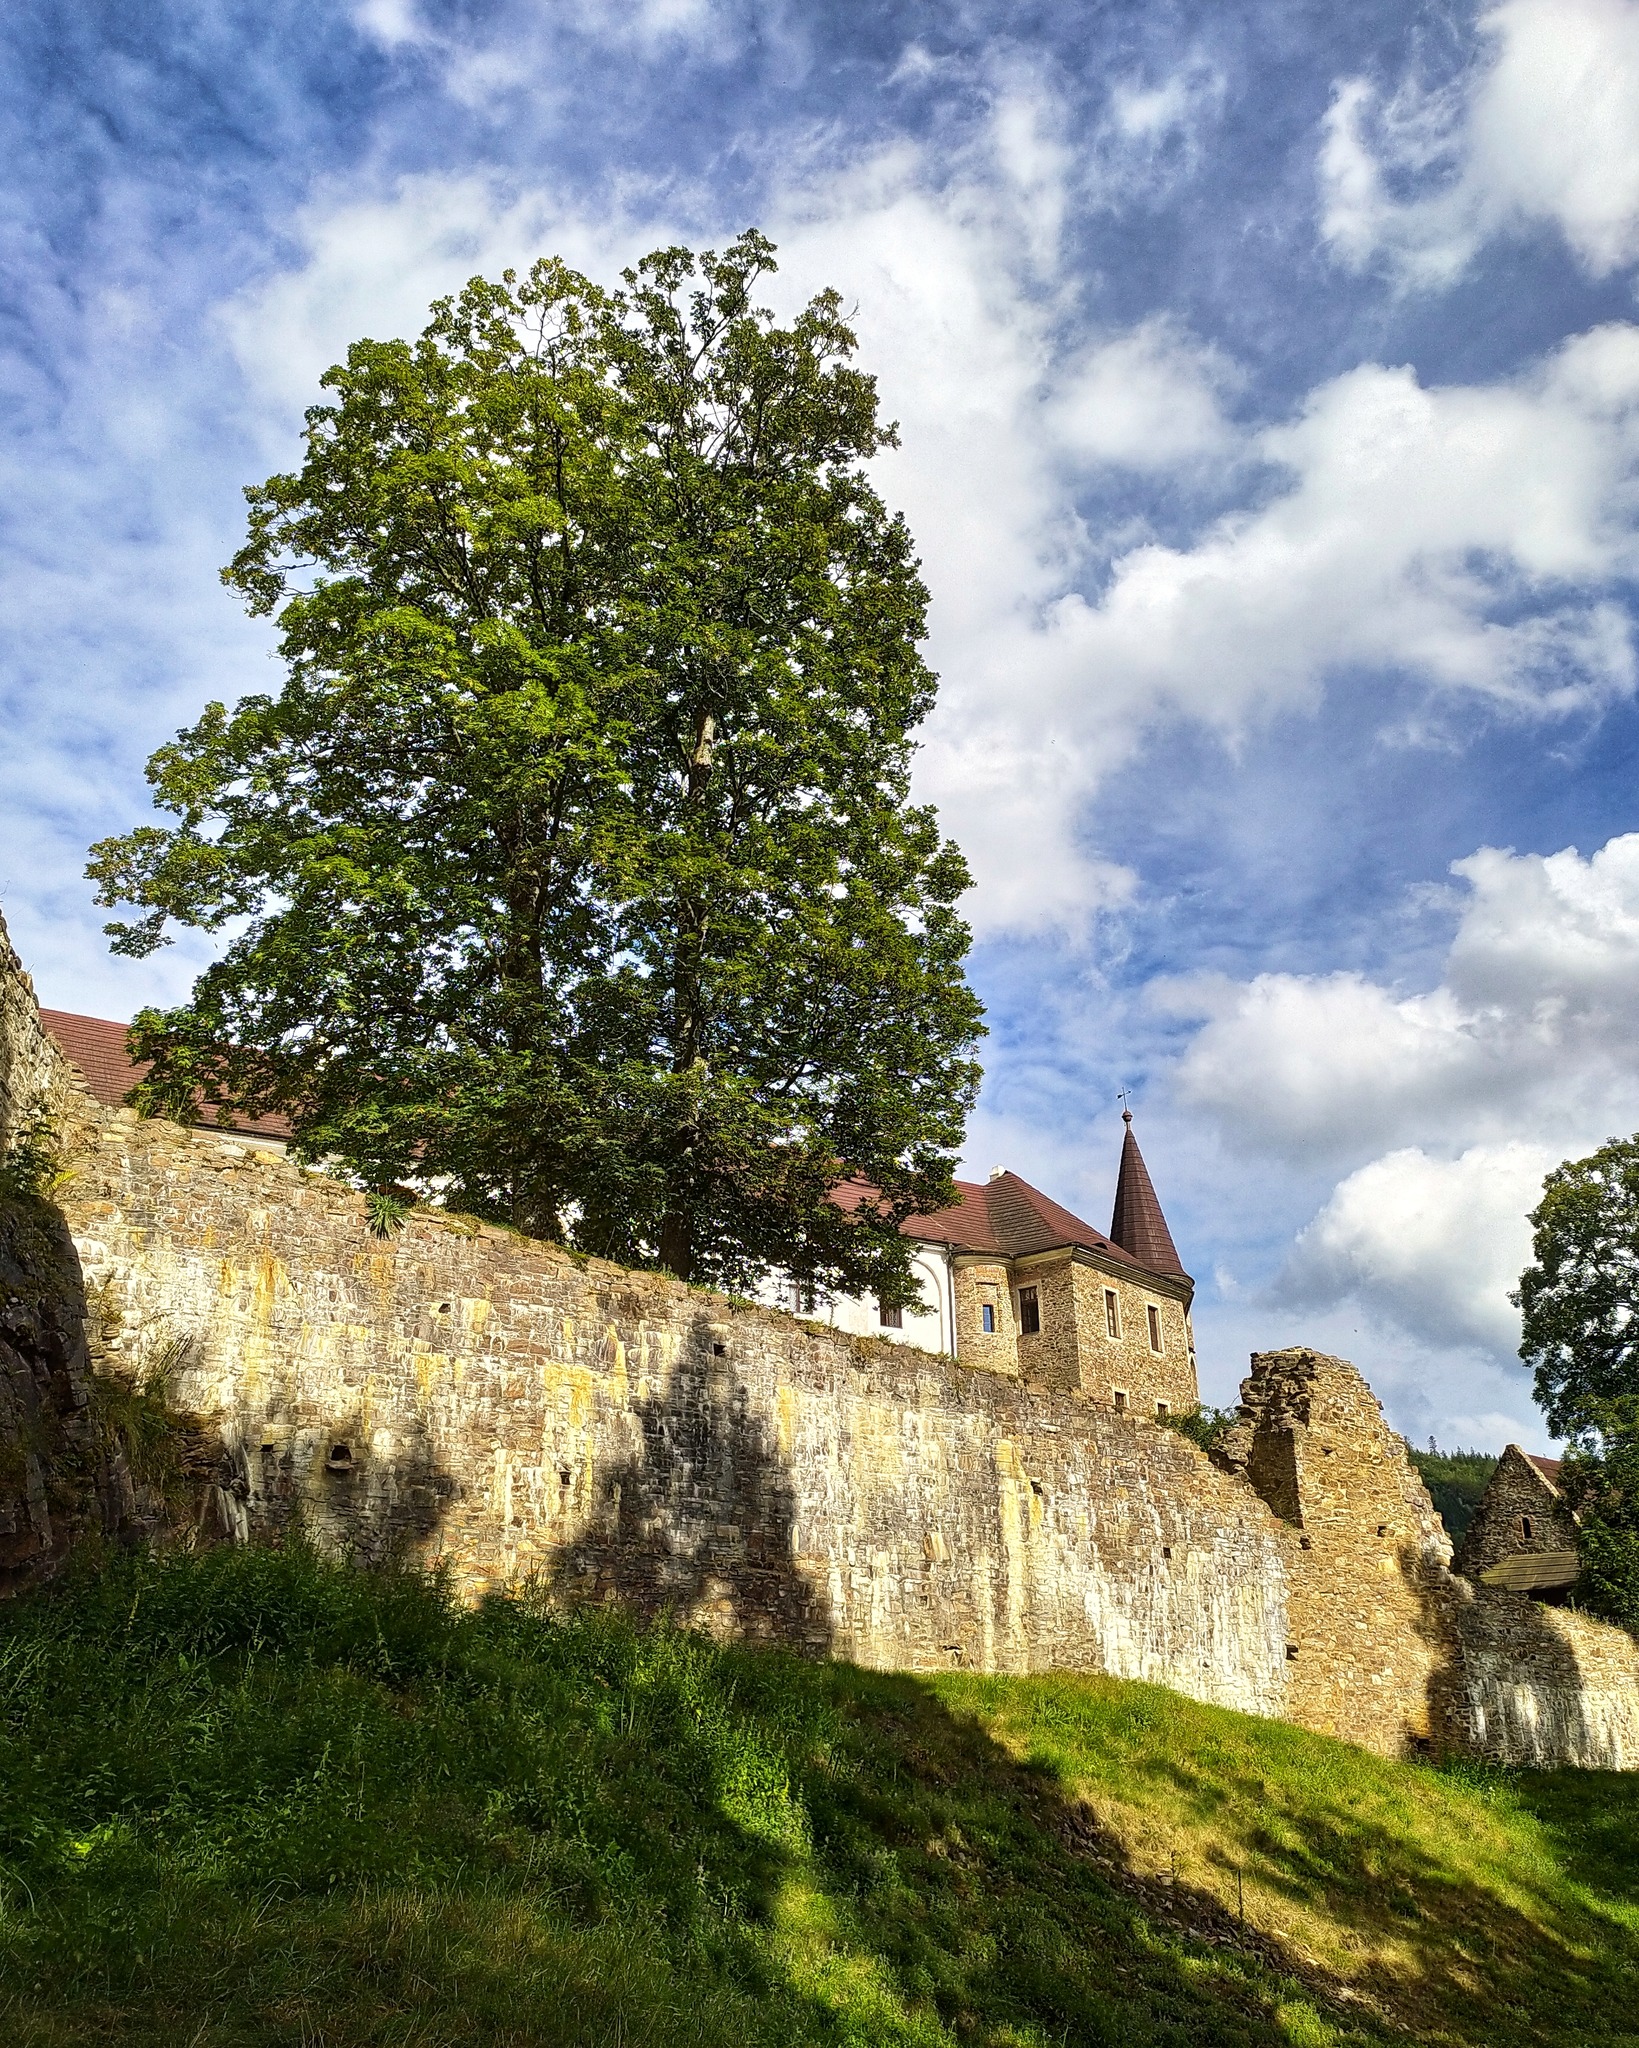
[8,0,1639,1451]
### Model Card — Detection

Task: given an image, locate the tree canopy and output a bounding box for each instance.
[88,231,984,1299]
[1515,1136,1639,1449]
[1515,1136,1639,1628]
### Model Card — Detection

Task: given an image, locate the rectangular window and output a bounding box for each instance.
[878,1300,903,1329]
[1155,1400,1170,1419]
[1104,1288,1120,1339]
[1147,1303,1163,1353]
[1018,1285,1040,1334]
[981,1302,996,1335]
[1113,1388,1128,1414]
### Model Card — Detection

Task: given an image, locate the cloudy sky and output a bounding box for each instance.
[8,0,1639,1451]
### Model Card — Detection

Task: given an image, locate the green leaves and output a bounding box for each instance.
[1515,1136,1639,1449]
[1516,1137,1639,1628]
[89,232,983,1299]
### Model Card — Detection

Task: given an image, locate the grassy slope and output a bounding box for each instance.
[0,1548,1633,2048]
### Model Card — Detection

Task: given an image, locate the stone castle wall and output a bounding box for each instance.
[62,1107,1293,1711]
[3,913,1637,1765]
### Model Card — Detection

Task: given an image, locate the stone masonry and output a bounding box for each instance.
[4,912,1639,1766]
[1217,1349,1465,1755]
[1456,1445,1578,1581]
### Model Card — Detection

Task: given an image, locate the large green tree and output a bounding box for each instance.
[1515,1137,1639,1627]
[88,232,984,1298]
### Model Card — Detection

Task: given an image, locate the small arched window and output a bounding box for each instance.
[1520,1514,1534,1541]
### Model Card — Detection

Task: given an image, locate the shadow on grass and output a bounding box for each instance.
[946,1668,1639,2048]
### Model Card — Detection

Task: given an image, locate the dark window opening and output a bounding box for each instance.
[1113,1389,1128,1414]
[1104,1289,1120,1339]
[878,1299,903,1329]
[1147,1303,1163,1353]
[981,1302,996,1335]
[1155,1400,1170,1419]
[1520,1515,1534,1540]
[1018,1286,1040,1335]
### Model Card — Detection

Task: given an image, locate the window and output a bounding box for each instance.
[1155,1400,1170,1419]
[1113,1388,1128,1414]
[1104,1288,1120,1339]
[1146,1303,1163,1353]
[1520,1515,1534,1541]
[878,1299,903,1329]
[1018,1285,1040,1335]
[981,1302,996,1335]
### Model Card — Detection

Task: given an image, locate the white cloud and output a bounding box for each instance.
[224,142,1639,942]
[1322,0,1639,286]
[1089,55,1227,204]
[1050,318,1239,470]
[1282,1141,1554,1353]
[1173,830,1639,1362]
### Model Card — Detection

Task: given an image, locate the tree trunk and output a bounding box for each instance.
[658,1209,692,1281]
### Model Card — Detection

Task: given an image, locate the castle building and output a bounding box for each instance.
[41,1009,1196,1417]
[806,1112,1199,1417]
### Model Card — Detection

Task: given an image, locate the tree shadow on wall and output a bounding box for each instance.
[548,1308,831,1651]
[244,1403,460,1571]
[1411,1535,1622,1773]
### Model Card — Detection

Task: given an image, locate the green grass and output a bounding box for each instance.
[1408,1447,1498,1544]
[0,1546,1633,2046]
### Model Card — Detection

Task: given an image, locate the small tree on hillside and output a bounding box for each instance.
[87,233,984,1299]
[1515,1136,1639,1628]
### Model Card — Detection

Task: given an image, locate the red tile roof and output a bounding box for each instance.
[41,1011,293,1142]
[902,1170,1180,1279]
[1526,1453,1564,1488]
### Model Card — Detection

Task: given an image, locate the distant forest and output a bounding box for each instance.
[1409,1447,1497,1543]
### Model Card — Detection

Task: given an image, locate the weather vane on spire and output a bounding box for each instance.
[1116,1084,1133,1124]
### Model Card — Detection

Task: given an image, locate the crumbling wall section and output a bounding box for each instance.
[1218,1349,1465,1756]
[0,919,78,1150]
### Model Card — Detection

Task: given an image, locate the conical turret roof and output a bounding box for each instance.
[1109,1112,1186,1277]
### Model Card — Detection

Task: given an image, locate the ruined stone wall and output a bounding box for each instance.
[62,1110,1293,1713]
[0,920,76,1152]
[1217,1350,1464,1756]
[1455,1446,1577,1579]
[6,919,1637,1765]
[1456,1587,1639,1768]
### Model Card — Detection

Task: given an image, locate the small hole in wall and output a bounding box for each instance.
[1377,1524,1389,1537]
[326,1444,354,1473]
[1029,1478,1043,1497]
[712,1342,726,1356]
[1161,1546,1172,1560]
[1299,1536,1312,1550]
[438,1302,451,1314]
[1286,1643,1300,1660]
